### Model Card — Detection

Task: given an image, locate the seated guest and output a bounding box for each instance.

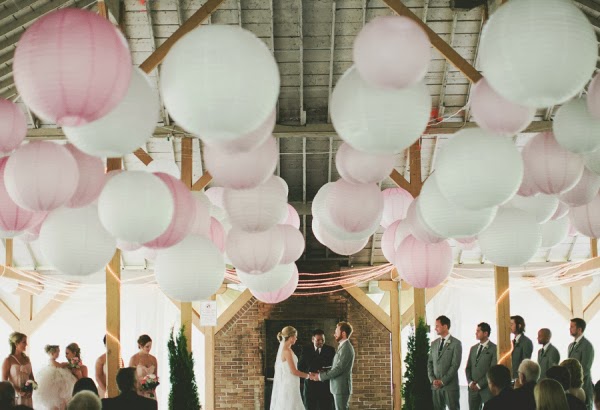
[513,359,540,410]
[73,377,99,397]
[534,379,569,410]
[101,367,157,410]
[561,359,587,403]
[483,364,516,410]
[68,391,102,410]
[594,380,600,410]
[0,381,15,410]
[546,366,586,410]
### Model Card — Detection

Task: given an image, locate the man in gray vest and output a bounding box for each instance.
[428,315,463,410]
[466,322,497,410]
[510,315,533,381]
[536,328,560,379]
[568,318,595,410]
[310,321,355,410]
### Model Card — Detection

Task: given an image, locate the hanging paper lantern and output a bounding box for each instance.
[204,137,277,189]
[335,142,395,185]
[522,132,584,195]
[225,227,284,274]
[454,237,478,251]
[139,246,158,261]
[98,171,174,243]
[478,0,596,108]
[326,179,383,233]
[279,204,301,229]
[155,235,225,302]
[0,99,26,154]
[554,98,600,154]
[18,214,46,242]
[586,72,600,119]
[541,216,569,248]
[569,193,600,238]
[205,186,225,209]
[517,158,540,197]
[161,25,279,142]
[39,205,116,276]
[209,109,276,154]
[551,201,570,221]
[395,235,453,288]
[405,199,445,244]
[559,168,600,207]
[436,128,523,210]
[207,217,226,253]
[274,175,289,197]
[64,144,106,208]
[330,66,430,154]
[251,265,299,304]
[470,78,535,135]
[13,8,132,126]
[117,240,141,252]
[312,218,369,256]
[279,225,305,264]
[5,141,79,211]
[584,149,600,176]
[381,187,413,229]
[505,194,559,224]
[478,208,542,267]
[189,193,212,237]
[381,219,411,263]
[237,263,296,293]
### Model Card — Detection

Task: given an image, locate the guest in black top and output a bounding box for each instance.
[101,367,156,410]
[483,365,516,410]
[546,365,586,410]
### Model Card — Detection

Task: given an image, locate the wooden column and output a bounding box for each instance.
[494,266,511,370]
[592,238,598,258]
[204,294,216,410]
[5,238,12,267]
[380,280,402,409]
[180,137,193,352]
[570,286,584,318]
[413,288,426,324]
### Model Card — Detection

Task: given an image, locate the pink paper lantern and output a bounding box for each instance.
[189,194,211,237]
[13,8,132,127]
[522,132,584,195]
[470,78,535,135]
[326,179,383,233]
[395,235,453,288]
[280,204,301,229]
[312,218,369,256]
[209,217,226,253]
[381,187,414,229]
[226,227,284,274]
[0,99,27,154]
[335,142,395,185]
[144,173,197,249]
[251,264,299,304]
[559,168,600,207]
[204,137,277,189]
[64,144,106,208]
[279,224,305,264]
[5,141,79,211]
[405,199,445,244]
[569,193,600,238]
[551,201,570,221]
[208,109,275,154]
[353,16,430,89]
[381,219,411,263]
[587,72,600,119]
[517,158,540,197]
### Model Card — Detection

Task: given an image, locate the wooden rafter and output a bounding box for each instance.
[215,289,253,333]
[400,283,444,329]
[343,284,392,332]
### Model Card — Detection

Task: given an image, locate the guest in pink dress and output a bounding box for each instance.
[1,332,34,407]
[129,335,158,400]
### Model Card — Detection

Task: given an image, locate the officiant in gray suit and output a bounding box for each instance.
[310,322,355,410]
[536,328,560,379]
[465,322,497,410]
[568,318,595,410]
[428,315,463,410]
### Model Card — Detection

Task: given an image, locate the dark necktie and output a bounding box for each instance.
[476,344,483,360]
[570,342,577,355]
[439,339,445,356]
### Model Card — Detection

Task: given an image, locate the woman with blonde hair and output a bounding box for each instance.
[534,378,569,410]
[270,326,309,410]
[1,332,35,407]
[65,343,88,381]
[561,358,587,402]
[33,344,77,410]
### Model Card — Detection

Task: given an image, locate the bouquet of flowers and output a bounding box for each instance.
[68,357,81,369]
[21,380,38,393]
[140,374,160,398]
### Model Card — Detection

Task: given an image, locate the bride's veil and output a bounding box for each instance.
[270,339,285,409]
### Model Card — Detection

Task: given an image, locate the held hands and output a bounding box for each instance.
[308,372,320,381]
[468,382,480,391]
[432,380,444,389]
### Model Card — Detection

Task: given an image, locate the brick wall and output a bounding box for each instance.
[214,290,393,409]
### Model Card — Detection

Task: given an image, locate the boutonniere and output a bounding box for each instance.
[445,339,451,345]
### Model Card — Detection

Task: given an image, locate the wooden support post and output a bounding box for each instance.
[494,266,511,370]
[570,286,584,318]
[591,238,598,258]
[5,238,12,267]
[389,282,402,409]
[18,291,32,334]
[204,294,216,410]
[180,137,193,352]
[413,288,426,324]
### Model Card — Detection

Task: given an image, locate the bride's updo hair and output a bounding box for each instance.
[8,332,27,356]
[44,345,59,354]
[277,326,297,342]
[66,342,81,358]
[137,334,152,348]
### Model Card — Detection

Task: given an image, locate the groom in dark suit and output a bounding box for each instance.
[299,329,335,410]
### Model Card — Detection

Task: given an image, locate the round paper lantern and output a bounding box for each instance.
[251,264,299,304]
[335,142,395,184]
[517,160,540,197]
[139,246,158,261]
[326,179,383,233]
[117,240,141,252]
[98,171,174,243]
[64,68,158,157]
[237,263,296,293]
[209,217,226,253]
[405,199,445,244]
[224,176,287,232]
[418,174,498,238]
[478,207,542,267]
[5,141,79,211]
[209,109,275,154]
[155,235,225,302]
[39,205,116,276]
[279,225,305,264]
[554,98,600,154]
[330,66,431,154]
[505,194,559,224]
[569,193,600,237]
[64,144,105,208]
[470,78,535,135]
[146,159,181,180]
[205,187,225,208]
[353,16,430,89]
[381,187,413,229]
[204,137,277,189]
[13,8,132,126]
[226,227,284,274]
[381,219,411,263]
[541,215,569,248]
[0,99,26,154]
[436,128,523,209]
[551,201,570,221]
[586,72,600,118]
[161,25,279,142]
[584,149,600,176]
[279,204,300,229]
[18,214,46,242]
[274,175,289,197]
[454,237,478,251]
[312,218,369,256]
[522,132,584,195]
[559,168,600,207]
[189,193,211,237]
[478,0,596,108]
[395,235,452,288]
[144,173,196,249]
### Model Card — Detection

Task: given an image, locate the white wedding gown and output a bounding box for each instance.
[270,343,305,410]
[33,360,76,410]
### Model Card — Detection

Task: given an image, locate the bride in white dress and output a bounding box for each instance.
[270,326,309,410]
[33,345,76,410]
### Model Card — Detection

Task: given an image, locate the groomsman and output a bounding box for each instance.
[568,318,595,410]
[428,315,462,410]
[510,315,533,381]
[466,322,497,410]
[299,329,335,410]
[536,328,560,379]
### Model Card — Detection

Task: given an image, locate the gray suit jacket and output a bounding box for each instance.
[511,334,533,379]
[568,336,594,404]
[428,335,462,391]
[320,339,355,395]
[537,343,560,379]
[465,341,497,401]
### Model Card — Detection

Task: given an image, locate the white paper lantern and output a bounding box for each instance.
[381,219,411,263]
[39,205,116,276]
[326,179,383,233]
[160,25,279,142]
[551,201,570,221]
[64,68,159,157]
[418,174,497,238]
[225,227,284,274]
[559,168,600,207]
[279,203,301,229]
[335,142,395,184]
[381,187,413,229]
[541,215,569,248]
[189,192,212,237]
[554,98,600,154]
[569,193,600,238]
[479,0,597,108]
[584,149,600,176]
[405,198,446,244]
[237,263,296,293]
[117,240,141,252]
[205,186,225,208]
[505,194,559,224]
[478,207,542,267]
[98,171,174,243]
[311,218,369,256]
[279,225,305,264]
[330,66,430,154]
[436,128,523,209]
